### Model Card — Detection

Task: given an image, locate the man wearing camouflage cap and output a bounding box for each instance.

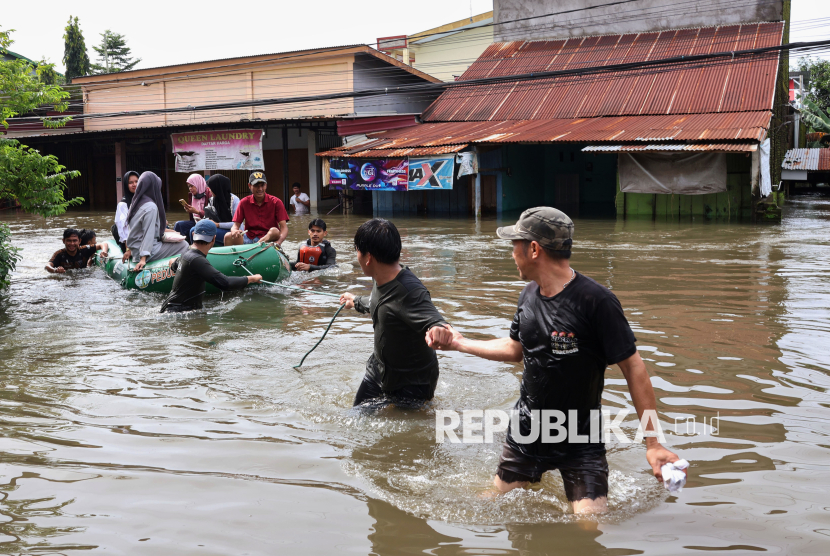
[427,207,683,514]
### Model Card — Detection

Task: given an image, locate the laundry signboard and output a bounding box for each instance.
[329,158,408,191]
[407,156,454,190]
[171,129,264,172]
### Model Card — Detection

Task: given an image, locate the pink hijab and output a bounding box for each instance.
[187,174,208,214]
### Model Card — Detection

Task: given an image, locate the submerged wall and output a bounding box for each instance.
[618,153,754,220]
[368,146,752,220]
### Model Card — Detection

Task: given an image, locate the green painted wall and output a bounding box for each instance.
[621,153,753,220]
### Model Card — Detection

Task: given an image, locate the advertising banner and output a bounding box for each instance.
[329,158,408,191]
[171,129,264,172]
[408,156,455,190]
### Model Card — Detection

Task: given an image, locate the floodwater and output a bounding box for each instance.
[1,200,829,555]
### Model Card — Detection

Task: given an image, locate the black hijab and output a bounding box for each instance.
[121,170,139,207]
[127,171,167,239]
[206,174,233,222]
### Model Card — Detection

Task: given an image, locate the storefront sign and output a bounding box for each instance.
[171,129,264,172]
[408,156,454,190]
[329,158,408,191]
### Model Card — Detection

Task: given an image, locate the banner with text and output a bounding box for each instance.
[329,158,408,191]
[408,156,454,190]
[172,129,264,172]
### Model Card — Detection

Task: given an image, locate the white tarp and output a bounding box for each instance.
[759,138,772,197]
[619,152,727,195]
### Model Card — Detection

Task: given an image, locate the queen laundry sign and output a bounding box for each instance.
[408,156,454,190]
[171,129,264,173]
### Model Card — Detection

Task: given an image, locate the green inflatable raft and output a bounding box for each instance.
[97,239,291,294]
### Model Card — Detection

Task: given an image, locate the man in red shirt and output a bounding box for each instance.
[224,172,290,246]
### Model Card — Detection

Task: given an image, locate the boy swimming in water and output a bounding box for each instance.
[340,219,448,408]
[46,228,109,273]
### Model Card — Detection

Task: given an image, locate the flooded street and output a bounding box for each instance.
[1,201,829,555]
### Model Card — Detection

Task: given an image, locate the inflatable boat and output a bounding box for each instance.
[97,239,291,294]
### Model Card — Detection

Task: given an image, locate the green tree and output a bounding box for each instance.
[794,57,830,113]
[801,99,830,137]
[91,30,140,74]
[62,16,90,81]
[36,59,65,86]
[1,28,82,288]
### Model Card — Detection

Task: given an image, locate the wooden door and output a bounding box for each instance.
[555,173,579,217]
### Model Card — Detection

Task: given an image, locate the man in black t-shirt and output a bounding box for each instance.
[340,219,448,408]
[427,207,683,514]
[46,228,109,273]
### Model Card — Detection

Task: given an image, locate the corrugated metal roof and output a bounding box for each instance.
[318,112,770,154]
[317,144,466,158]
[583,143,757,152]
[422,22,784,122]
[782,148,830,171]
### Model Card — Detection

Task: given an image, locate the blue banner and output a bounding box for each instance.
[408,156,454,190]
[329,158,408,191]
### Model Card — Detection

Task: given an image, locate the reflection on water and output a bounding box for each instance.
[1,200,830,555]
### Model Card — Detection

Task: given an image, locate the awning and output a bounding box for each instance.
[782,148,830,171]
[583,143,758,153]
[318,112,769,157]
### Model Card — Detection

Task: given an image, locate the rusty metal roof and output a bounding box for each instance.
[583,143,757,152]
[422,22,784,122]
[318,112,770,156]
[782,148,830,171]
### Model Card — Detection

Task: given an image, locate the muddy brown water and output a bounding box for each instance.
[1,200,829,555]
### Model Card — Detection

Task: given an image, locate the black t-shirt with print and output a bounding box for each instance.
[506,273,637,458]
[48,245,97,270]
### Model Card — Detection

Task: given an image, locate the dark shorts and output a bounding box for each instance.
[352,373,433,410]
[496,444,609,502]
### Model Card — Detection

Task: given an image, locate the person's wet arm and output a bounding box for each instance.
[401,288,447,336]
[277,220,288,245]
[191,255,248,291]
[426,304,523,362]
[617,353,682,482]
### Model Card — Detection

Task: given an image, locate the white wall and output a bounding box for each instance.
[411,25,494,82]
[494,0,784,42]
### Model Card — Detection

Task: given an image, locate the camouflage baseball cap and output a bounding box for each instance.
[496,207,574,250]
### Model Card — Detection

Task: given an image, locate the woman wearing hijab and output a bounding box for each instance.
[112,170,139,250]
[204,174,241,246]
[174,174,211,244]
[122,171,188,272]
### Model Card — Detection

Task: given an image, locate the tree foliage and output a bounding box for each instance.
[801,99,830,135]
[92,30,140,74]
[1,28,82,287]
[794,57,830,114]
[62,16,90,81]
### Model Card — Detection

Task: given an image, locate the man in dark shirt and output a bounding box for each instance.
[160,220,261,313]
[46,228,109,273]
[291,218,337,272]
[427,207,683,514]
[340,219,448,407]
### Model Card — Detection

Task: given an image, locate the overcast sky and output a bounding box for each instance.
[2,0,827,73]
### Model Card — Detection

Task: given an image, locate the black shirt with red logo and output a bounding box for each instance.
[290,239,337,271]
[48,245,98,270]
[507,273,637,458]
